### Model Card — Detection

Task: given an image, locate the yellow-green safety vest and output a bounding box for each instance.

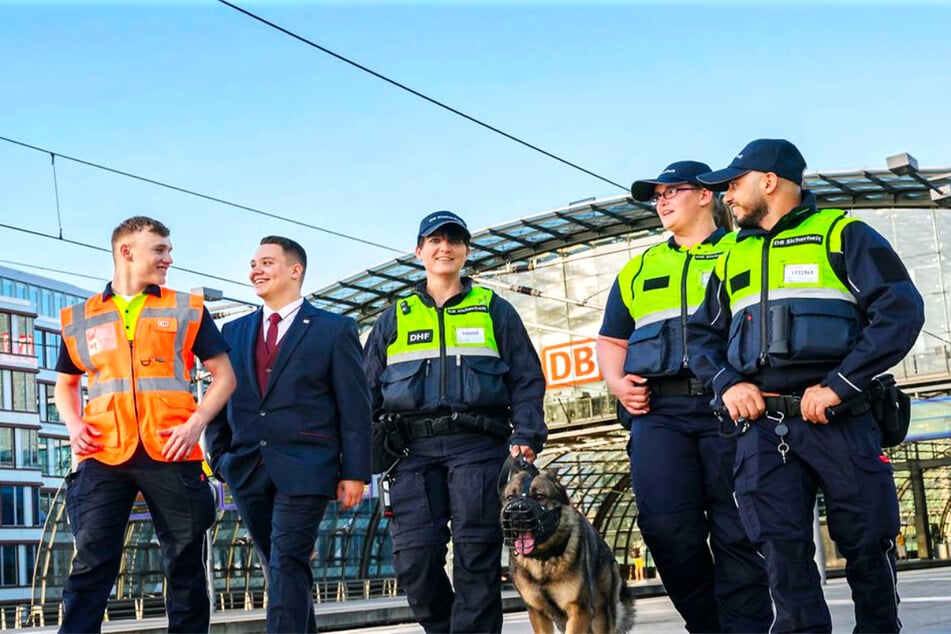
[617,230,736,377]
[381,286,510,413]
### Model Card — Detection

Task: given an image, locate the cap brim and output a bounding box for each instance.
[630,177,690,202]
[696,167,750,192]
[419,220,471,239]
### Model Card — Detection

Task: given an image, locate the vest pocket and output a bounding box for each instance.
[458,356,510,408]
[157,391,198,429]
[727,308,761,374]
[623,320,672,377]
[780,302,860,364]
[381,360,429,411]
[83,394,120,448]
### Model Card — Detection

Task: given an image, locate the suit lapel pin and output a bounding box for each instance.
[303,319,310,324]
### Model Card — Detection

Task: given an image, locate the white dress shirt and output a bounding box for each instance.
[261,297,304,346]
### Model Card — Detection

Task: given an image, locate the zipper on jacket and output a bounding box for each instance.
[437,307,448,406]
[679,252,693,369]
[758,239,772,366]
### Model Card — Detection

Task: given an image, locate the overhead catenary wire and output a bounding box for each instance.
[0,258,106,283]
[215,0,628,192]
[0,135,403,254]
[0,221,252,289]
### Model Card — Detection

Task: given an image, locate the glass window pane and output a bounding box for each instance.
[0,314,10,354]
[12,372,37,412]
[0,429,12,466]
[0,544,16,586]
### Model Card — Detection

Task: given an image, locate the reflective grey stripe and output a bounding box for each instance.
[386,349,441,365]
[88,378,132,400]
[635,307,682,328]
[63,307,122,377]
[387,346,501,366]
[445,346,500,358]
[141,293,201,383]
[731,288,856,313]
[137,377,192,393]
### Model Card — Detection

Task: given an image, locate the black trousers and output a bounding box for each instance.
[60,446,216,634]
[229,463,330,634]
[388,432,508,634]
[628,395,772,633]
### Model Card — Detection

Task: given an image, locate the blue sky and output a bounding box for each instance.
[2,1,949,304]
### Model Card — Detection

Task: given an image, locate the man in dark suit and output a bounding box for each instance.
[205,235,371,633]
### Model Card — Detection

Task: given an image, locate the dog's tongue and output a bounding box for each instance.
[514,532,535,555]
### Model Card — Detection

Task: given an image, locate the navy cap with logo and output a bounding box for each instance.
[630,160,712,202]
[697,139,806,191]
[417,210,471,240]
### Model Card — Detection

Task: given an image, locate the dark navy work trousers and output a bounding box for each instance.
[734,410,900,633]
[61,446,216,634]
[229,462,330,634]
[627,395,773,633]
[387,432,508,634]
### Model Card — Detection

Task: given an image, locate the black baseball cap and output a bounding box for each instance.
[698,139,806,191]
[417,210,470,240]
[630,160,712,202]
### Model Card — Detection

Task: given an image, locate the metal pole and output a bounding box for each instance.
[194,359,216,614]
[813,501,826,584]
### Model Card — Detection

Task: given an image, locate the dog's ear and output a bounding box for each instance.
[543,469,571,504]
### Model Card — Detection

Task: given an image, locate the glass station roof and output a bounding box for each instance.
[306,166,951,323]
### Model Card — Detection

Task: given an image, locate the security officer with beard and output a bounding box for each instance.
[687,139,923,632]
[364,211,547,634]
[597,161,771,633]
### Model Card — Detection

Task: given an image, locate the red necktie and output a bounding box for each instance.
[265,312,282,353]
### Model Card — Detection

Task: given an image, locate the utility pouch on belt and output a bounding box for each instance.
[826,374,910,448]
[371,413,409,474]
[868,374,911,448]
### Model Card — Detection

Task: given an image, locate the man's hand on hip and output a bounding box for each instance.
[722,382,766,422]
[800,384,842,425]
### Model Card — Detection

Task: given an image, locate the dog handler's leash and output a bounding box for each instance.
[497,453,539,496]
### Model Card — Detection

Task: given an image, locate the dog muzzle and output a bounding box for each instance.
[501,497,561,556]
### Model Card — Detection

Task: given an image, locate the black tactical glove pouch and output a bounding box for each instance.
[868,374,911,448]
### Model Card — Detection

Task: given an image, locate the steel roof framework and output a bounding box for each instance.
[306,166,951,323]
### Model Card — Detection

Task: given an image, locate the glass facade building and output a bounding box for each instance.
[19,161,951,627]
[0,265,87,625]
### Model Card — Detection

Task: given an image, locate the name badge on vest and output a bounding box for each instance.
[784,263,819,284]
[456,327,485,344]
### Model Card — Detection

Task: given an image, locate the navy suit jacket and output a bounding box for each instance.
[205,301,372,497]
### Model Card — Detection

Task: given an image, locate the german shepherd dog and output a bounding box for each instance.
[501,460,636,634]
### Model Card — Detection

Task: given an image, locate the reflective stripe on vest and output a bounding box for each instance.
[60,289,203,465]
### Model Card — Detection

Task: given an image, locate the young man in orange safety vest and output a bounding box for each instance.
[54,216,236,633]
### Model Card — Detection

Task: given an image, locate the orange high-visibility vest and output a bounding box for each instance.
[60,289,204,465]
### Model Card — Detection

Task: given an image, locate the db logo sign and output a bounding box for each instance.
[540,339,602,389]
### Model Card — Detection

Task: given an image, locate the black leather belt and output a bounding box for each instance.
[763,394,801,418]
[400,415,460,439]
[649,377,711,397]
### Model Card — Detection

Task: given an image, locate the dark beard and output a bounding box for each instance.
[736,199,769,230]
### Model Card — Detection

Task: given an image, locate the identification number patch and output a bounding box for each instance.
[784,263,819,284]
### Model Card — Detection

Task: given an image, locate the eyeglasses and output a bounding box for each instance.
[648,187,700,206]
